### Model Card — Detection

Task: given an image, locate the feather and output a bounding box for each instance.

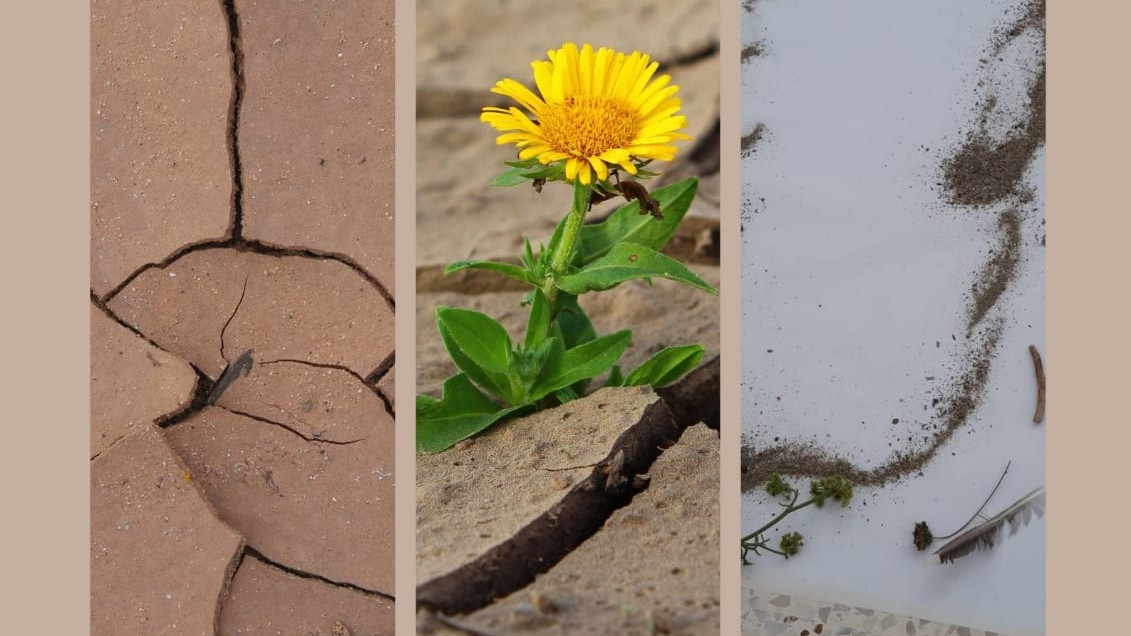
[933,486,1045,564]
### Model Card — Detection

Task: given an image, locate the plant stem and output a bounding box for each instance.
[541,179,589,313]
[753,543,789,557]
[740,490,814,543]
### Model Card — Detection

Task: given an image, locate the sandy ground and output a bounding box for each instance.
[90,1,396,634]
[415,2,723,633]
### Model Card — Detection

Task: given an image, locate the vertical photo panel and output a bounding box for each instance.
[90,0,397,633]
[414,1,723,633]
[740,1,1045,635]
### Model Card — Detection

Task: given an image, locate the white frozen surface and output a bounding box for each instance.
[740,1,1045,634]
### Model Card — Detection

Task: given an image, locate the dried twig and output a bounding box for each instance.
[1029,344,1045,424]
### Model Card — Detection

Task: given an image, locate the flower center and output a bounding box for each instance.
[540,96,639,159]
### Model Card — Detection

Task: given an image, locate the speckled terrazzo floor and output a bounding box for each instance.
[742,587,1025,636]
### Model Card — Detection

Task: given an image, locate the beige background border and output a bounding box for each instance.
[720,0,742,634]
[1,0,1128,633]
[4,2,92,634]
[1044,0,1130,632]
[395,0,416,632]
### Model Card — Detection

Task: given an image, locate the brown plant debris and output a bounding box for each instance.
[1029,344,1045,424]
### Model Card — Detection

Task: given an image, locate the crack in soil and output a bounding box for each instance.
[417,357,719,615]
[221,0,246,240]
[241,546,395,601]
[90,291,166,353]
[100,240,394,311]
[659,39,720,72]
[258,358,387,402]
[218,274,250,363]
[95,2,397,627]
[216,405,368,446]
[155,366,217,429]
[95,5,394,309]
[364,350,396,385]
[365,351,396,416]
[417,399,679,615]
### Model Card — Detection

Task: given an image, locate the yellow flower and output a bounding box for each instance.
[481,42,691,185]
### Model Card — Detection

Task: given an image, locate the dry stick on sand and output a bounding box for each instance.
[1029,345,1045,424]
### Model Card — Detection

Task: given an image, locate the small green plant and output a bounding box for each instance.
[740,473,853,564]
[415,43,717,454]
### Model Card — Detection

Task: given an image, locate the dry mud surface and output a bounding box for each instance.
[416,3,722,633]
[90,1,396,634]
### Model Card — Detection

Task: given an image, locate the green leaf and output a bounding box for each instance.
[624,345,705,387]
[521,163,566,180]
[530,330,632,401]
[524,288,551,349]
[577,177,698,264]
[505,158,542,169]
[552,293,596,349]
[416,374,528,453]
[556,242,718,296]
[436,307,517,402]
[491,166,532,187]
[604,364,625,387]
[444,259,532,284]
[553,385,580,404]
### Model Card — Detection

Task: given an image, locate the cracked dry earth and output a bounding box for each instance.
[91,1,395,634]
[415,2,721,634]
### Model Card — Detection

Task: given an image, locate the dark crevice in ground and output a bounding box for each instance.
[100,240,394,312]
[258,358,387,402]
[417,358,719,615]
[658,354,720,431]
[155,366,217,429]
[366,351,396,416]
[417,399,679,615]
[659,39,720,72]
[91,292,216,433]
[365,350,395,385]
[243,546,395,601]
[374,387,394,417]
[95,4,394,311]
[218,275,250,364]
[221,0,246,240]
[215,405,367,446]
[90,291,166,353]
